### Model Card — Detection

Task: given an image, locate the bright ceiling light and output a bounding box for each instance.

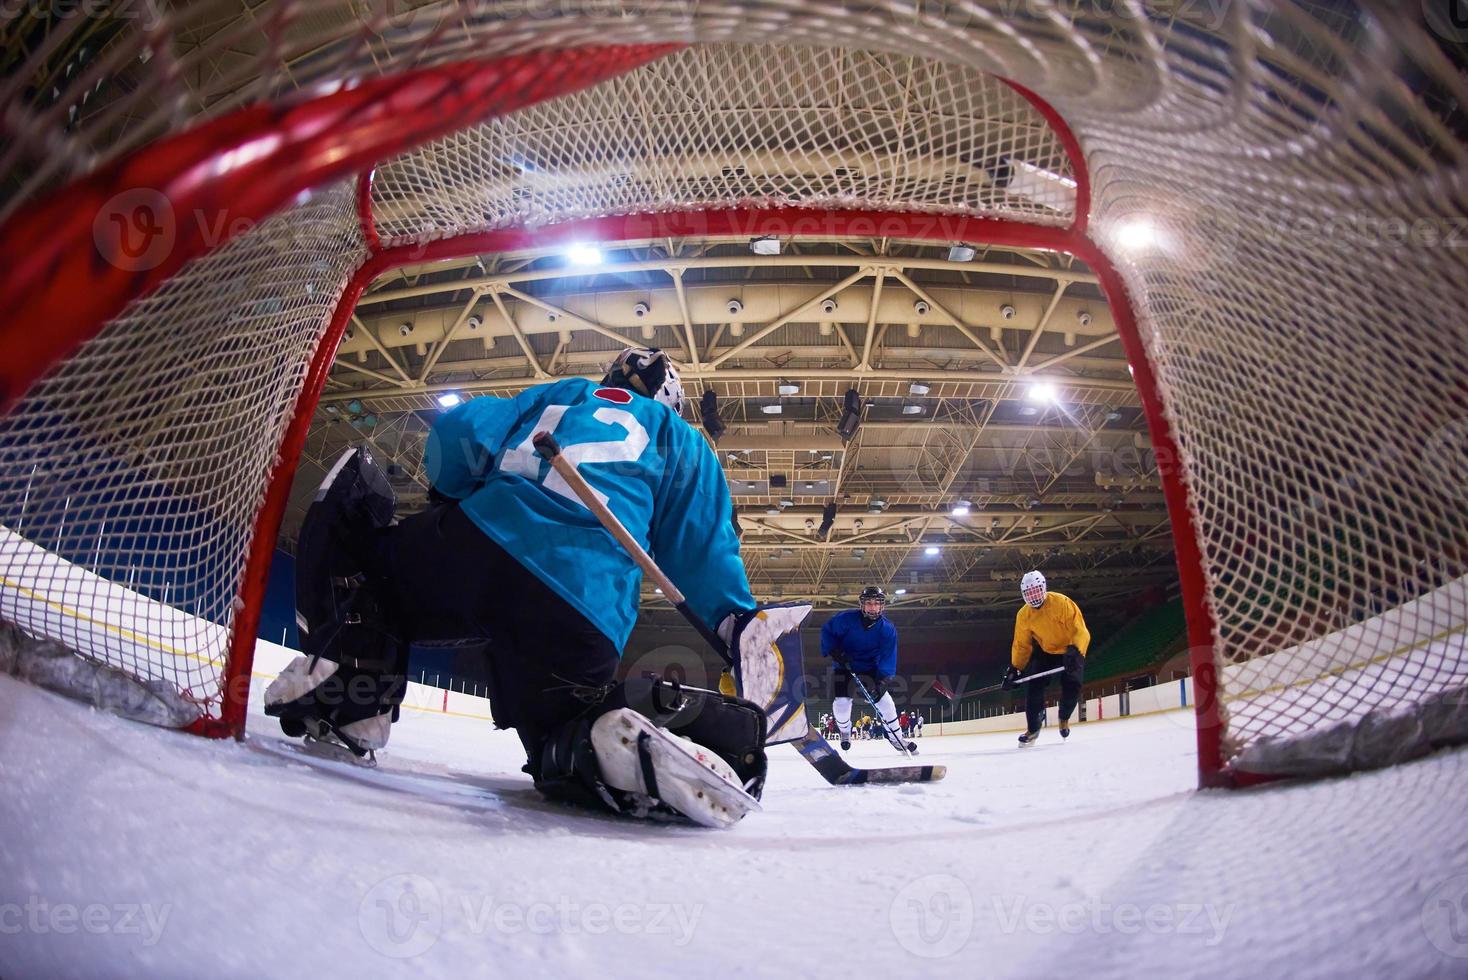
[1027,382,1058,403]
[778,380,800,395]
[924,545,940,556]
[950,501,971,516]
[565,243,603,265]
[909,381,930,395]
[760,404,784,415]
[1115,218,1161,252]
[901,404,924,415]
[894,588,908,595]
[947,244,975,262]
[436,392,463,408]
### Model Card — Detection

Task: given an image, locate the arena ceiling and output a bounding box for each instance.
[289,231,1177,628]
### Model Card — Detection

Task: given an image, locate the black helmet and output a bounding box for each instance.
[600,346,685,414]
[858,586,887,622]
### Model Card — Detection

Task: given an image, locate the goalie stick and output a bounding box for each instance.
[532,432,944,786]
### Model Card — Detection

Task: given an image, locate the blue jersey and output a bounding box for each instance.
[423,378,753,651]
[820,609,898,678]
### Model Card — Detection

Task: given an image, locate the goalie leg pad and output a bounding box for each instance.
[294,446,405,676]
[532,677,768,828]
[264,654,405,751]
[589,709,760,829]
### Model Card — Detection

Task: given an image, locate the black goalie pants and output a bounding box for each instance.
[372,503,618,768]
[1024,650,1084,734]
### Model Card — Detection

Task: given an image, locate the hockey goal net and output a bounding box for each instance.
[0,2,1464,785]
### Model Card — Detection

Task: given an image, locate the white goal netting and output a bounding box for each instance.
[0,2,1463,778]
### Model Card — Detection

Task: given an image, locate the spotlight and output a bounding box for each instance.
[778,380,800,396]
[750,236,781,256]
[818,501,837,535]
[947,244,976,262]
[1114,218,1160,252]
[1027,382,1058,403]
[436,392,463,408]
[835,388,863,443]
[909,381,930,395]
[950,501,971,516]
[700,390,726,443]
[924,545,940,556]
[566,243,603,265]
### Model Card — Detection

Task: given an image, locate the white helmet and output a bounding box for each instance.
[1021,570,1047,608]
[602,347,685,415]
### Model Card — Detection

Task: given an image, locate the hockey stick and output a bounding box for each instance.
[531,432,943,785]
[835,661,915,759]
[967,665,1066,698]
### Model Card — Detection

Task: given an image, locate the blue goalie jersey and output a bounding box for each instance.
[423,378,754,651]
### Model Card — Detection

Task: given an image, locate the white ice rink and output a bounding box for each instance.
[4,666,1468,979]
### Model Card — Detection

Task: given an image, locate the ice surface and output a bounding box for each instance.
[3,672,1467,979]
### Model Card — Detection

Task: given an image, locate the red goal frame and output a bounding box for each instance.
[0,48,1226,785]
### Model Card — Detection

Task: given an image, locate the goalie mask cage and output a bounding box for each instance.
[0,2,1464,788]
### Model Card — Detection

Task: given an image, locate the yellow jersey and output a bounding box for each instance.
[1010,591,1091,670]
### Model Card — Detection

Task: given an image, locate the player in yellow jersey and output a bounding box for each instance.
[1002,570,1090,746]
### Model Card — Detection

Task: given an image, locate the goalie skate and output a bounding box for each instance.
[590,708,761,829]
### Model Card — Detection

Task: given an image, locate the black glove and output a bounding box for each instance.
[829,649,851,670]
[1063,645,1084,680]
[1001,665,1021,691]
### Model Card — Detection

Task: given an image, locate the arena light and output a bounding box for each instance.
[894,588,908,596]
[750,236,782,256]
[924,545,940,556]
[901,404,924,415]
[778,380,800,395]
[1115,217,1161,252]
[909,381,930,395]
[950,500,971,516]
[700,390,726,443]
[565,243,603,266]
[835,388,863,443]
[947,244,975,262]
[436,392,462,409]
[1027,382,1058,403]
[760,403,784,415]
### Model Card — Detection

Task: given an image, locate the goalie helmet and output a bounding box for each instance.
[601,346,685,415]
[1021,570,1047,609]
[858,585,887,622]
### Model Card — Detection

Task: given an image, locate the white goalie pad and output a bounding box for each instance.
[590,708,761,829]
[263,654,338,709]
[730,603,813,745]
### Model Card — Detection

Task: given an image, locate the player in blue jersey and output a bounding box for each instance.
[266,348,772,827]
[819,586,915,755]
